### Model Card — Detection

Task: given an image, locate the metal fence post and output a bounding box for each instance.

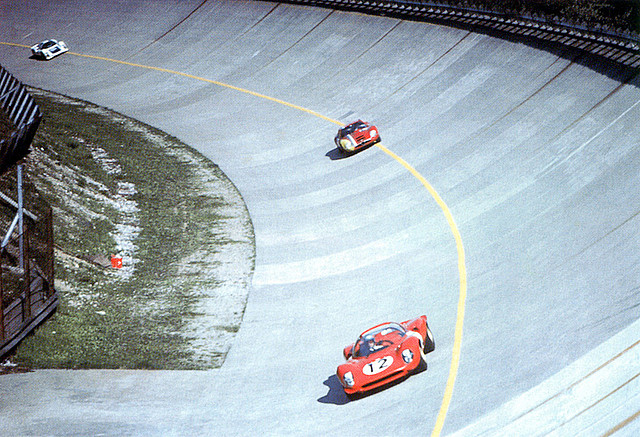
[46,207,54,297]
[23,223,30,321]
[17,164,24,270]
[0,249,4,342]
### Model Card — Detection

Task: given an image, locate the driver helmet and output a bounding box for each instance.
[365,335,376,349]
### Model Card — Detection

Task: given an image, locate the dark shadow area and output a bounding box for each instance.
[326,147,348,160]
[317,374,350,405]
[318,365,428,404]
[347,374,413,401]
[326,143,377,161]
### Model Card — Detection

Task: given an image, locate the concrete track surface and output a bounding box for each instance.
[1,1,639,435]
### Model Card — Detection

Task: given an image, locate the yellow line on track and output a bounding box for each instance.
[2,41,467,436]
[375,144,467,437]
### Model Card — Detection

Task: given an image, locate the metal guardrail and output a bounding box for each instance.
[0,65,42,175]
[0,65,56,358]
[277,0,640,68]
[0,174,57,358]
[0,214,58,358]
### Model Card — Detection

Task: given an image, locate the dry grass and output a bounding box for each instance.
[9,89,254,370]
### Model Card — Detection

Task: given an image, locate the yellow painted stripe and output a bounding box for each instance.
[76,52,340,125]
[0,42,28,48]
[3,41,466,435]
[1,42,338,124]
[375,143,467,437]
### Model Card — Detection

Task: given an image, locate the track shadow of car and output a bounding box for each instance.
[318,375,350,405]
[326,144,375,161]
[318,362,428,404]
[326,148,348,161]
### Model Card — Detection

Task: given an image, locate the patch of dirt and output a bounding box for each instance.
[9,88,255,369]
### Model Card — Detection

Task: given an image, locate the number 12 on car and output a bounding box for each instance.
[363,356,394,375]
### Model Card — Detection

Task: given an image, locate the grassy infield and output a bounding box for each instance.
[8,90,252,370]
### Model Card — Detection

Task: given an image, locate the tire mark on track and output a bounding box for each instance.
[248,6,335,76]
[485,58,576,130]
[540,92,640,176]
[374,31,472,109]
[130,0,211,58]
[319,18,403,85]
[547,69,640,143]
[237,2,281,38]
[190,2,281,64]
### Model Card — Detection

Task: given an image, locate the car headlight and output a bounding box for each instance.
[340,138,354,151]
[342,371,355,387]
[402,349,414,364]
[369,129,377,138]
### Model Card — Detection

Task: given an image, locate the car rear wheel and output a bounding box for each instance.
[424,327,435,354]
[416,348,428,373]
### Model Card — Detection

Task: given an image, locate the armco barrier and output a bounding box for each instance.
[0,65,42,175]
[277,0,640,68]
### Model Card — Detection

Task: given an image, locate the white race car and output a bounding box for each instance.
[31,39,68,60]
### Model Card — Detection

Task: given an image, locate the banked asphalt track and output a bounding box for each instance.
[1,1,640,435]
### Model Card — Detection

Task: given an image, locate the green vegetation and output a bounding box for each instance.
[474,0,639,32]
[9,89,253,370]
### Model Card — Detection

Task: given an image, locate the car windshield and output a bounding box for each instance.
[352,323,406,358]
[338,121,367,137]
[42,41,56,49]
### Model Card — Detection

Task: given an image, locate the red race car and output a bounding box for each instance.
[334,119,381,153]
[336,315,435,398]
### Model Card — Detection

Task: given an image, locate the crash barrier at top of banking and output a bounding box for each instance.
[0,65,42,176]
[277,0,640,68]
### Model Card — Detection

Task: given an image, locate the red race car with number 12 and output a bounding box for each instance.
[337,315,435,398]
